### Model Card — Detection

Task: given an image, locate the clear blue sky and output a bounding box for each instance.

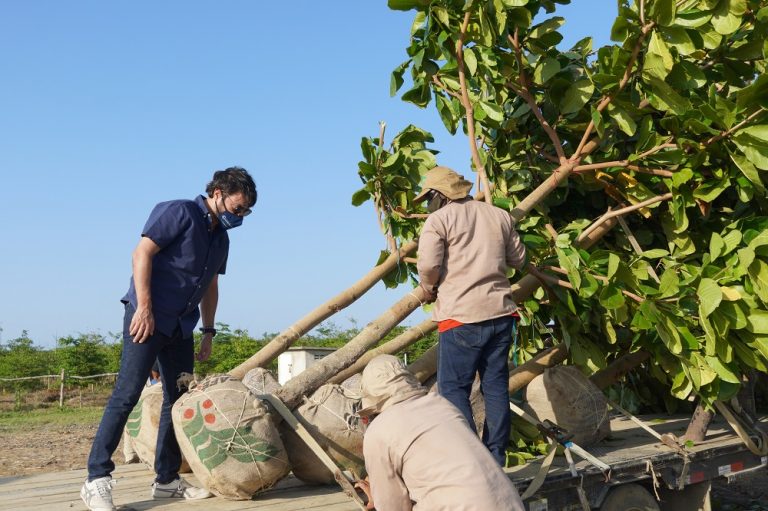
[0,1,616,348]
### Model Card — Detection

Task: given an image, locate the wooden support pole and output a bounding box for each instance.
[59,368,65,408]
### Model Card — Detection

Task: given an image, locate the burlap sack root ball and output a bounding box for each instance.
[524,365,610,447]
[172,374,291,500]
[281,383,366,484]
[242,367,282,396]
[123,382,191,473]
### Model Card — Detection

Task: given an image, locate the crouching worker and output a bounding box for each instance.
[356,355,524,511]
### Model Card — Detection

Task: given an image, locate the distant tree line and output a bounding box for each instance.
[0,322,438,390]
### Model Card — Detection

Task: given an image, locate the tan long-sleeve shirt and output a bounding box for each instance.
[417,198,526,323]
[363,393,525,511]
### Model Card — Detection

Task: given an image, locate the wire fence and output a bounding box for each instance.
[0,371,118,409]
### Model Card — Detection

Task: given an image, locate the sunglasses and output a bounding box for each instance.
[222,193,252,217]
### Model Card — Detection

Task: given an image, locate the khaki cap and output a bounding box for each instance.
[413,166,473,202]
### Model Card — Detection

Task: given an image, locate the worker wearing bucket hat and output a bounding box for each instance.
[414,166,527,466]
[356,355,524,511]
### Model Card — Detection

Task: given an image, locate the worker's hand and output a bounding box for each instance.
[196,334,213,362]
[354,478,375,510]
[419,284,437,304]
[130,306,155,343]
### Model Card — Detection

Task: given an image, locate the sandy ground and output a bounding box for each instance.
[0,422,126,477]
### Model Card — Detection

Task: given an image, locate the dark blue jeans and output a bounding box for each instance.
[87,303,194,484]
[437,316,514,466]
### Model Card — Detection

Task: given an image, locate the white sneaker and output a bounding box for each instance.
[80,476,117,511]
[152,477,212,500]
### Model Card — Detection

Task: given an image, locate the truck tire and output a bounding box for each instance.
[600,484,660,511]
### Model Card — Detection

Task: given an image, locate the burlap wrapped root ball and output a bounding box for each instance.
[524,365,610,447]
[242,367,282,396]
[280,383,366,484]
[123,382,191,472]
[172,375,291,499]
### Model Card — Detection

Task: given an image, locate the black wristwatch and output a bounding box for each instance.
[200,326,217,337]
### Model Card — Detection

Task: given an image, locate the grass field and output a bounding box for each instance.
[0,405,104,433]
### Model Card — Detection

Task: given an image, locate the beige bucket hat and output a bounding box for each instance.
[413,166,473,202]
[358,355,427,417]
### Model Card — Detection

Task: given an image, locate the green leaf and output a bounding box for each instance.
[711,0,742,34]
[560,78,594,115]
[698,278,723,318]
[608,104,637,136]
[644,76,691,114]
[388,0,430,10]
[529,17,564,38]
[733,134,768,170]
[432,6,450,26]
[607,253,620,279]
[533,57,560,84]
[501,0,529,6]
[719,300,748,330]
[660,27,696,55]
[748,230,768,250]
[351,188,371,207]
[674,10,712,28]
[710,232,725,261]
[735,74,768,110]
[641,248,670,259]
[479,100,504,122]
[464,47,478,76]
[747,310,768,334]
[659,269,680,298]
[435,94,458,134]
[390,62,408,97]
[748,259,768,304]
[599,284,626,309]
[731,152,766,195]
[556,247,581,290]
[643,32,674,80]
[650,0,676,26]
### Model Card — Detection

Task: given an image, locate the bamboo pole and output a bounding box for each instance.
[275,287,428,410]
[329,319,436,385]
[229,241,417,379]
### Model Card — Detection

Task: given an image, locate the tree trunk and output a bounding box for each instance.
[275,287,428,410]
[508,344,568,394]
[590,350,650,390]
[229,241,417,379]
[682,400,714,442]
[407,343,439,383]
[328,319,436,385]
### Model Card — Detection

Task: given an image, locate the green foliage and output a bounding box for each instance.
[0,331,58,390]
[358,0,768,405]
[57,333,115,385]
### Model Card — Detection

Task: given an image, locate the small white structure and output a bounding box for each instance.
[277,347,337,385]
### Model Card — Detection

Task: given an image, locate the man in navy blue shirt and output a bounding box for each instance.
[82,167,257,511]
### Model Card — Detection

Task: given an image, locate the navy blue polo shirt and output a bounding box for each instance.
[121,195,229,338]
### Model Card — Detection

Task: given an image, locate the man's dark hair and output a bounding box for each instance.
[206,167,258,207]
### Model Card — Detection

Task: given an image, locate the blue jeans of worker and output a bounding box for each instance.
[87,303,194,484]
[438,316,514,466]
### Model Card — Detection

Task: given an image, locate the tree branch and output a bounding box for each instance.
[456,10,492,204]
[577,192,673,244]
[573,22,656,158]
[704,108,766,146]
[431,75,462,100]
[508,29,566,162]
[617,215,660,283]
[542,265,645,303]
[573,159,674,177]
